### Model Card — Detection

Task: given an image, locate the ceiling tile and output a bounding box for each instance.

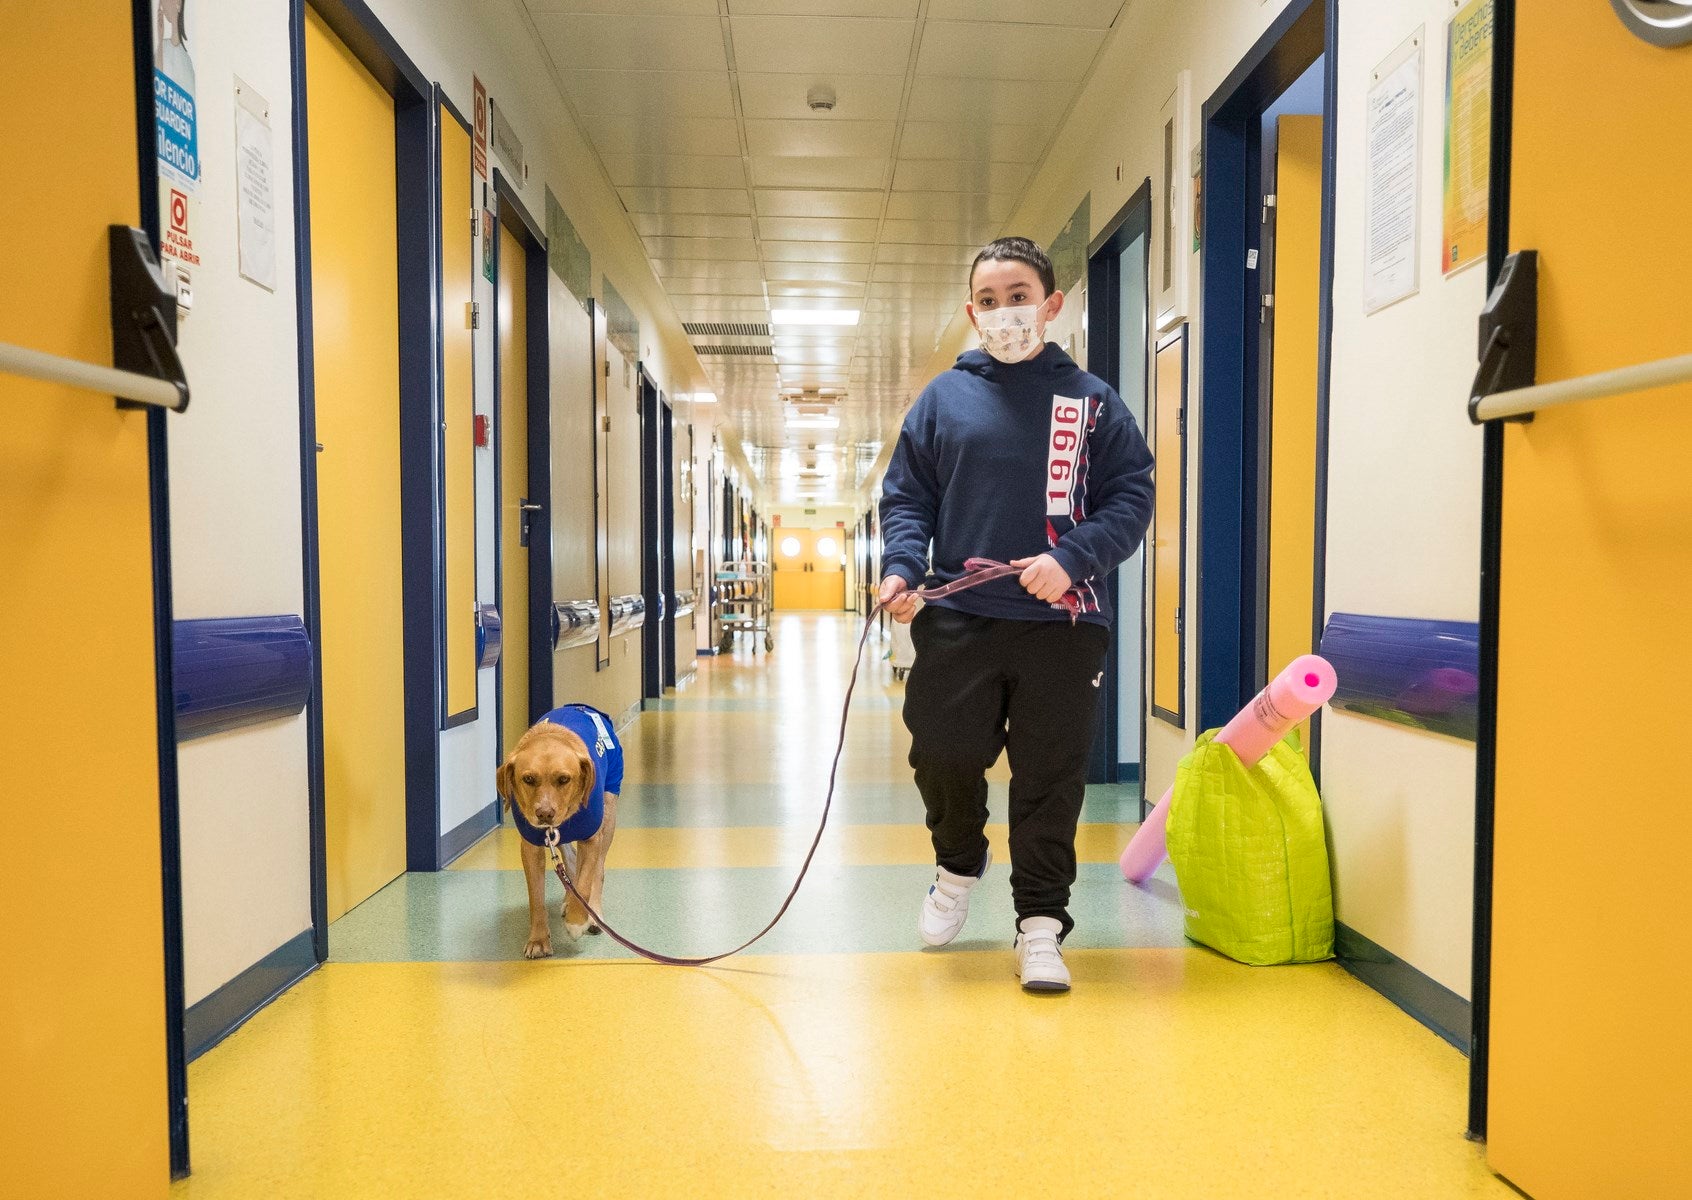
[765,282,867,298]
[923,0,1122,27]
[915,21,1106,81]
[640,235,760,260]
[729,16,916,75]
[762,240,876,263]
[746,119,896,159]
[602,153,748,189]
[677,297,772,315]
[561,70,735,119]
[891,158,1031,193]
[662,276,768,296]
[758,216,882,242]
[870,261,969,285]
[880,217,1002,245]
[752,156,887,191]
[873,242,980,265]
[883,191,1013,222]
[736,73,904,121]
[755,190,884,220]
[631,212,756,239]
[529,0,720,12]
[654,259,765,280]
[619,187,753,216]
[535,14,727,72]
[899,121,1048,163]
[906,75,1079,125]
[764,262,872,283]
[584,114,741,158]
[725,0,921,16]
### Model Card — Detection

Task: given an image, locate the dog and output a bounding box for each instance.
[495,704,622,959]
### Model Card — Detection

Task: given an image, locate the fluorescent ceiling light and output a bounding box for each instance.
[691,392,718,404]
[770,309,860,327]
[785,415,840,429]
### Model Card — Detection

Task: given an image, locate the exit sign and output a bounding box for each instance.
[804,508,817,515]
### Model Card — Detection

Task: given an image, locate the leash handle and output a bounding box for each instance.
[546,557,1070,967]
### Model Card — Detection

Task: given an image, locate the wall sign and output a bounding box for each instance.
[1364,30,1424,313]
[1442,0,1492,277]
[234,79,276,291]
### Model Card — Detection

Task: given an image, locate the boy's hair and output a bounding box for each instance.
[969,237,1056,298]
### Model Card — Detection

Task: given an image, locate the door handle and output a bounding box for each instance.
[518,503,543,512]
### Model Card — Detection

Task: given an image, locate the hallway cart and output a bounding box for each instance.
[715,559,773,653]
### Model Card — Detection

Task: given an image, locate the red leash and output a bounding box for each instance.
[546,558,1074,965]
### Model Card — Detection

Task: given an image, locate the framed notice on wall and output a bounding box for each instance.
[1364,30,1424,313]
[1443,0,1493,276]
[1155,71,1192,332]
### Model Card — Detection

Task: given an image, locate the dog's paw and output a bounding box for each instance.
[523,935,553,960]
[564,919,589,941]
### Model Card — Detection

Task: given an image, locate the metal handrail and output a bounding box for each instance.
[1473,351,1692,422]
[0,340,186,411]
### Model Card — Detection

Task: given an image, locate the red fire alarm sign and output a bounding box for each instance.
[473,414,490,447]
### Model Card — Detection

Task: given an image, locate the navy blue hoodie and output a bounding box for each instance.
[879,344,1154,627]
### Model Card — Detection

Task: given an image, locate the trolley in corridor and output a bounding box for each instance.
[715,559,773,653]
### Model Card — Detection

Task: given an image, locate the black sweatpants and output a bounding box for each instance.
[903,604,1111,938]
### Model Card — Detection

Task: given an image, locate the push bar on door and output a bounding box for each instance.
[0,227,189,412]
[1469,249,1692,423]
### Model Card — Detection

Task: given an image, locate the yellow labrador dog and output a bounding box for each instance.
[495,704,622,959]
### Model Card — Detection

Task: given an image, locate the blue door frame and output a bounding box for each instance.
[1197,0,1338,745]
[1085,179,1154,789]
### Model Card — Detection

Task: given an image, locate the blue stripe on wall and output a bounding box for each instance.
[173,616,312,740]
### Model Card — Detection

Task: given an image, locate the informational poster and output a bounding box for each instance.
[1364,30,1423,313]
[154,0,202,289]
[481,208,495,283]
[234,79,276,291]
[1442,0,1493,276]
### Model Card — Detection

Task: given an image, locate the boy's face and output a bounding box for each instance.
[966,258,1064,339]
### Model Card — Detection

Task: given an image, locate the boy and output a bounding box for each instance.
[879,237,1155,993]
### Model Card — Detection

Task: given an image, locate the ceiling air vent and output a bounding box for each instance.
[691,344,774,357]
[683,321,771,337]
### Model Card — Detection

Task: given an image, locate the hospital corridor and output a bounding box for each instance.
[3,1,1689,1198]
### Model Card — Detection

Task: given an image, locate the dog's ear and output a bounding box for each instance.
[568,750,596,813]
[496,758,517,808]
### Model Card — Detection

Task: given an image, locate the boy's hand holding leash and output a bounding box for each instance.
[879,553,1075,625]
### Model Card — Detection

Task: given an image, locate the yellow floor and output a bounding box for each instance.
[175,613,1512,1198]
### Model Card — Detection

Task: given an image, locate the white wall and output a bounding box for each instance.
[171,0,718,1004]
[908,0,1486,995]
[165,0,312,1007]
[1322,0,1487,995]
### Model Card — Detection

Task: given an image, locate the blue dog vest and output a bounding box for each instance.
[508,705,623,847]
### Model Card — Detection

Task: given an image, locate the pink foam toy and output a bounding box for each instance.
[1119,654,1338,884]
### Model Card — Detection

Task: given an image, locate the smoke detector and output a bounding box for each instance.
[807,85,837,113]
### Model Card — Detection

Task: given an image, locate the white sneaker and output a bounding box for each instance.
[918,849,991,946]
[1015,916,1071,993]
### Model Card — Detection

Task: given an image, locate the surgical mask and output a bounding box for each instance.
[974,304,1046,363]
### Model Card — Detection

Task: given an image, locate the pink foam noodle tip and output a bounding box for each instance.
[1118,788,1173,883]
[1119,655,1339,885]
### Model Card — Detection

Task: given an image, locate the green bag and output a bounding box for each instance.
[1166,729,1334,965]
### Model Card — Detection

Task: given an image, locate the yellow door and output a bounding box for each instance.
[1486,5,1692,1196]
[773,528,846,610]
[0,3,170,1193]
[306,10,408,921]
[440,110,477,722]
[1150,329,1186,721]
[1264,114,1323,686]
[498,221,529,754]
